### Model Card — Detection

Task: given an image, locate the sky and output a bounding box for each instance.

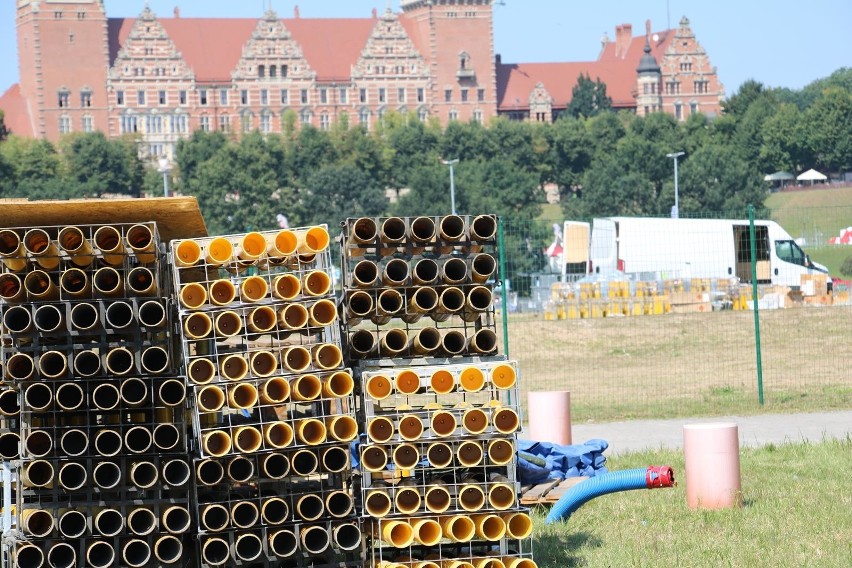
[1,0,850,97]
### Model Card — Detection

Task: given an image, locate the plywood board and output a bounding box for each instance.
[0,197,208,242]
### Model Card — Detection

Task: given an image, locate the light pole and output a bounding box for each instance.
[666,151,685,218]
[441,159,459,215]
[157,156,172,198]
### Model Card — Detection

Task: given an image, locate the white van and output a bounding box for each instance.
[562,217,830,289]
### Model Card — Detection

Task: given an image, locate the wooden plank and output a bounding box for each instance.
[519,479,560,505]
[542,476,589,503]
[1,197,208,242]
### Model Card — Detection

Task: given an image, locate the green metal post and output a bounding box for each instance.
[497,217,510,358]
[748,205,765,405]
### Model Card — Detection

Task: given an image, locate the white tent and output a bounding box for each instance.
[797,168,827,182]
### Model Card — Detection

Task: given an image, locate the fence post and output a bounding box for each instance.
[748,205,765,405]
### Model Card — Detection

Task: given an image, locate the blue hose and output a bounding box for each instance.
[545,468,650,524]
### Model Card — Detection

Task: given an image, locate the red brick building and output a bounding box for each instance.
[1,1,723,158]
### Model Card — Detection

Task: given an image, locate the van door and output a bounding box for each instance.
[733,225,771,283]
[562,221,591,276]
[590,219,617,274]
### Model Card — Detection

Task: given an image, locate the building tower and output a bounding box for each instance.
[636,20,662,117]
[16,0,110,139]
[400,0,497,124]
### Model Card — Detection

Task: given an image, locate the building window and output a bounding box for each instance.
[58,90,70,108]
[473,109,483,124]
[200,90,208,106]
[690,101,698,115]
[360,89,367,104]
[461,89,468,102]
[219,89,228,106]
[417,88,425,103]
[378,88,386,103]
[459,52,470,70]
[54,11,62,19]
[674,102,683,121]
[280,90,289,105]
[359,108,371,130]
[260,112,272,133]
[241,90,249,105]
[300,109,312,125]
[398,88,406,103]
[242,112,252,133]
[281,65,288,78]
[171,114,188,134]
[220,115,230,132]
[340,88,348,104]
[82,115,93,132]
[301,90,309,104]
[138,91,146,106]
[80,91,92,108]
[258,65,266,78]
[120,114,138,134]
[445,89,452,103]
[643,84,649,95]
[200,115,210,132]
[261,89,269,106]
[320,89,328,104]
[158,90,167,105]
[448,109,459,121]
[319,114,330,131]
[478,89,485,102]
[116,91,125,106]
[146,114,163,134]
[680,61,692,72]
[418,107,428,122]
[59,115,72,134]
[269,65,277,78]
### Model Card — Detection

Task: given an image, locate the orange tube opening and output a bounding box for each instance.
[395,369,421,395]
[381,520,414,548]
[238,232,268,261]
[491,363,517,390]
[298,226,330,254]
[203,430,232,457]
[303,270,332,296]
[296,419,326,445]
[309,298,338,326]
[290,374,322,401]
[413,518,442,546]
[179,283,207,309]
[175,239,202,267]
[365,374,392,400]
[228,383,258,409]
[219,354,248,381]
[488,439,516,466]
[208,279,236,306]
[240,275,269,302]
[187,358,216,385]
[460,366,486,392]
[249,350,278,377]
[488,483,516,510]
[472,253,497,283]
[392,443,420,469]
[263,422,294,449]
[205,237,234,266]
[312,343,343,370]
[473,513,507,541]
[441,515,475,543]
[282,346,311,373]
[327,415,358,442]
[365,489,392,517]
[269,229,297,258]
[272,273,301,300]
[213,311,242,337]
[395,486,422,515]
[248,305,277,333]
[260,377,290,404]
[323,370,354,398]
[278,303,308,330]
[430,369,455,394]
[233,426,263,453]
[183,312,212,339]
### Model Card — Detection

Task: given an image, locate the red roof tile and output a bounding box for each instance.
[0,84,35,138]
[286,18,375,82]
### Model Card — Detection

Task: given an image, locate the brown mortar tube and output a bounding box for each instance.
[398,414,424,442]
[237,231,267,262]
[24,228,61,270]
[309,298,338,326]
[272,273,301,300]
[153,423,181,452]
[4,305,33,334]
[228,382,259,409]
[93,267,123,297]
[439,214,466,241]
[73,350,101,378]
[70,302,99,331]
[296,418,327,445]
[38,350,67,379]
[488,480,517,511]
[0,432,20,460]
[380,519,414,548]
[290,449,318,476]
[24,382,52,411]
[380,328,408,357]
[127,507,157,537]
[120,377,148,407]
[203,430,232,457]
[438,286,466,316]
[105,300,134,329]
[0,389,19,416]
[138,300,167,328]
[269,529,299,557]
[240,275,268,302]
[326,490,355,518]
[93,225,124,265]
[208,279,236,306]
[7,353,36,381]
[462,285,493,322]
[94,508,124,536]
[376,288,404,322]
[282,346,311,373]
[58,510,88,539]
[410,215,437,245]
[303,269,332,297]
[161,505,192,534]
[105,346,134,376]
[393,443,420,469]
[174,238,202,267]
[441,515,476,543]
[412,519,443,547]
[326,415,358,442]
[234,533,263,563]
[361,445,389,472]
[463,408,489,435]
[488,439,515,465]
[249,350,277,377]
[200,504,230,532]
[213,311,241,338]
[127,266,157,296]
[468,328,498,355]
[425,483,452,514]
[226,455,254,482]
[201,537,230,566]
[290,373,322,401]
[412,259,440,289]
[24,430,52,458]
[162,459,191,487]
[261,497,290,525]
[346,289,374,320]
[383,258,410,287]
[233,426,263,453]
[197,385,225,413]
[259,377,290,404]
[126,224,157,264]
[58,226,93,267]
[473,513,507,541]
[154,536,183,565]
[470,214,498,241]
[322,446,349,473]
[442,258,469,286]
[188,357,216,385]
[268,229,298,259]
[86,541,116,568]
[367,416,395,443]
[312,343,343,370]
[504,512,534,539]
[297,225,330,255]
[301,525,332,555]
[205,237,234,266]
[141,346,169,375]
[158,379,186,407]
[459,483,487,512]
[130,461,159,489]
[334,523,362,551]
[493,407,520,434]
[248,306,277,333]
[365,373,392,400]
[278,302,308,330]
[179,282,207,309]
[458,440,485,467]
[0,229,27,272]
[263,422,294,449]
[472,253,497,284]
[296,494,325,521]
[196,459,225,486]
[122,540,152,568]
[323,370,354,398]
[380,216,407,246]
[351,216,378,245]
[365,488,392,517]
[410,326,441,356]
[21,509,54,538]
[352,259,379,287]
[427,442,453,468]
[0,273,26,303]
[349,329,377,358]
[409,286,439,314]
[25,270,59,301]
[184,312,212,339]
[92,462,121,489]
[431,410,458,438]
[219,353,248,381]
[60,268,90,297]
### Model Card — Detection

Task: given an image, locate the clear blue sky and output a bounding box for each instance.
[1,0,850,96]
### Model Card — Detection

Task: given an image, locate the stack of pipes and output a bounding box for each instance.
[171,227,361,567]
[0,223,190,568]
[341,215,537,568]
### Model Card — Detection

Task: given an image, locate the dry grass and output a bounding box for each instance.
[498,305,852,421]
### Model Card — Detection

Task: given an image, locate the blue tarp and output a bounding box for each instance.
[516,439,609,485]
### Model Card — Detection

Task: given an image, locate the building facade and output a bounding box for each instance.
[2,0,723,158]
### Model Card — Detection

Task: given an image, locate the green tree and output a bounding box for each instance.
[175,130,228,189]
[439,120,496,163]
[575,154,657,217]
[585,111,626,157]
[457,158,543,221]
[566,73,612,118]
[760,103,811,172]
[805,87,852,171]
[721,79,767,118]
[0,110,8,141]
[300,164,387,227]
[0,137,66,199]
[548,115,593,193]
[385,115,441,188]
[288,126,338,186]
[62,132,140,197]
[678,143,765,213]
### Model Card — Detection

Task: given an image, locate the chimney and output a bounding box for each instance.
[495,53,501,65]
[294,5,300,18]
[372,7,378,19]
[615,23,632,58]
[173,6,180,18]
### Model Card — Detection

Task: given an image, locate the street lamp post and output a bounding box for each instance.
[441,159,459,215]
[157,156,172,198]
[666,151,685,218]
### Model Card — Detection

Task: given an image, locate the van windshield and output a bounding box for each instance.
[775,240,807,266]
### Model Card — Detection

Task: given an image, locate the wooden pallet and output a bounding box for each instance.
[519,476,588,506]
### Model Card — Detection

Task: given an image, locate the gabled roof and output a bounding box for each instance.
[286,18,376,82]
[0,84,35,138]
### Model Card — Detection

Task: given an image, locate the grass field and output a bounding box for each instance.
[499,305,852,422]
[530,437,852,567]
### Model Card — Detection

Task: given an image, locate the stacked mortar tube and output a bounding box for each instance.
[0,223,191,568]
[340,215,538,568]
[170,226,362,568]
